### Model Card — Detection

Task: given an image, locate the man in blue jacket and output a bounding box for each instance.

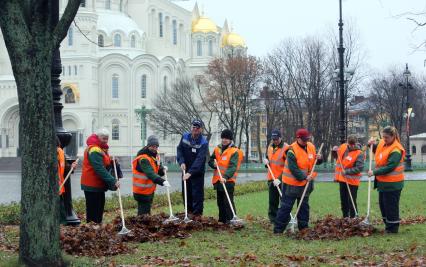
[177,119,209,216]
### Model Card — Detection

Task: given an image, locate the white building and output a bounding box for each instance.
[0,0,246,161]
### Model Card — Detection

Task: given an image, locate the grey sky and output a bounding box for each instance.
[177,0,426,74]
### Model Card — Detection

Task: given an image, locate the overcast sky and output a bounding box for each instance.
[177,0,426,75]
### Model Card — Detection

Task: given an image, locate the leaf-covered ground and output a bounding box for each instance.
[1,181,426,266]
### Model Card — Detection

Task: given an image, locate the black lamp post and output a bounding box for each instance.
[338,0,346,144]
[51,0,80,225]
[400,64,413,172]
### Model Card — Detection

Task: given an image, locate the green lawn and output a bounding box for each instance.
[1,181,426,266]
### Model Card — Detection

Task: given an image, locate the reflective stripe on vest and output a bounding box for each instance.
[132,154,159,195]
[375,140,405,183]
[81,145,111,189]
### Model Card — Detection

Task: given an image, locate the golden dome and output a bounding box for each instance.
[222,32,246,48]
[192,16,218,33]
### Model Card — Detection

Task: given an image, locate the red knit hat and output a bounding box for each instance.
[296,128,311,141]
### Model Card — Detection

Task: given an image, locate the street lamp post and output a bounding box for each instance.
[51,0,80,225]
[338,0,346,144]
[401,64,413,171]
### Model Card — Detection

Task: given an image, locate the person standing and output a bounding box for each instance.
[332,135,364,218]
[368,126,405,233]
[274,129,322,233]
[176,119,209,216]
[263,129,288,223]
[208,129,243,224]
[81,129,119,223]
[132,135,170,215]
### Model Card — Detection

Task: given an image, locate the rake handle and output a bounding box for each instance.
[112,157,126,229]
[337,154,358,216]
[366,145,373,218]
[183,170,189,219]
[214,159,237,217]
[266,163,283,197]
[58,158,79,192]
[294,143,324,219]
[164,172,175,217]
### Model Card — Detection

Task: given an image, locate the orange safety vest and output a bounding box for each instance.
[266,143,288,181]
[81,145,111,189]
[335,143,362,186]
[282,141,317,186]
[375,139,405,183]
[212,146,244,184]
[57,147,66,195]
[132,154,160,195]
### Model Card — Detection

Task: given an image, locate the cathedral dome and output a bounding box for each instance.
[222,32,246,47]
[192,16,218,33]
[97,10,144,36]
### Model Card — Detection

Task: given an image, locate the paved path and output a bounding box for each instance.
[0,171,425,204]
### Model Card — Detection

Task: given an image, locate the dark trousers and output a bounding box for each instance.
[84,191,105,223]
[268,181,282,223]
[182,174,204,215]
[216,186,236,223]
[274,192,309,233]
[136,195,154,216]
[338,182,358,218]
[379,190,402,233]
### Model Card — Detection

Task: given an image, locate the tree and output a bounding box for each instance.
[149,75,214,141]
[0,1,81,266]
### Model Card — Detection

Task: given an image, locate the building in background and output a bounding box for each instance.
[0,0,246,160]
[410,133,426,163]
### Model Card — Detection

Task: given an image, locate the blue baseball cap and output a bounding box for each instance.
[192,119,203,128]
[271,129,281,140]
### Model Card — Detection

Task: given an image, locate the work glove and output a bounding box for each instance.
[263,158,269,165]
[183,173,191,180]
[273,179,281,187]
[163,181,171,187]
[163,166,168,172]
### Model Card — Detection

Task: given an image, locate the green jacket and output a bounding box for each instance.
[134,147,166,198]
[373,151,404,192]
[208,144,239,191]
[81,147,116,192]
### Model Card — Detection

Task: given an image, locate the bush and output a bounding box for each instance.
[0,181,268,225]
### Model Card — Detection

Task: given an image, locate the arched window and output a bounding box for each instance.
[208,39,213,56]
[197,40,202,56]
[130,35,136,48]
[74,65,78,75]
[112,74,119,99]
[159,12,163,37]
[119,0,123,12]
[68,66,71,76]
[172,20,177,45]
[80,0,86,7]
[64,87,76,103]
[163,76,168,92]
[105,0,111,9]
[141,74,147,98]
[421,145,426,154]
[98,34,104,47]
[113,34,121,47]
[412,146,417,155]
[112,119,120,140]
[67,27,73,46]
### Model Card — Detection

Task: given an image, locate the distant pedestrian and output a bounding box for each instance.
[176,119,209,216]
[132,135,170,215]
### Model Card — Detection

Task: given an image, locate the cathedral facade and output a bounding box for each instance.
[0,0,246,160]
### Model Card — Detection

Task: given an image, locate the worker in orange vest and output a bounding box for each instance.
[132,135,170,215]
[208,129,244,224]
[263,129,288,223]
[57,137,77,224]
[81,129,119,223]
[274,129,322,233]
[332,135,364,218]
[368,126,405,233]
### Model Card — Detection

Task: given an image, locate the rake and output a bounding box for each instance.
[362,145,373,225]
[214,159,243,225]
[337,155,359,217]
[182,170,192,223]
[163,169,179,224]
[58,158,79,193]
[112,156,131,235]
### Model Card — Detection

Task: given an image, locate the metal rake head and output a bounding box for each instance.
[230,216,244,226]
[163,215,180,224]
[183,216,193,224]
[118,227,131,235]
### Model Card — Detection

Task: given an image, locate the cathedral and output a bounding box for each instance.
[0,0,246,161]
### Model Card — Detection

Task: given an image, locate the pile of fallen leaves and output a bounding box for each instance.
[0,226,18,252]
[292,215,376,240]
[60,213,242,257]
